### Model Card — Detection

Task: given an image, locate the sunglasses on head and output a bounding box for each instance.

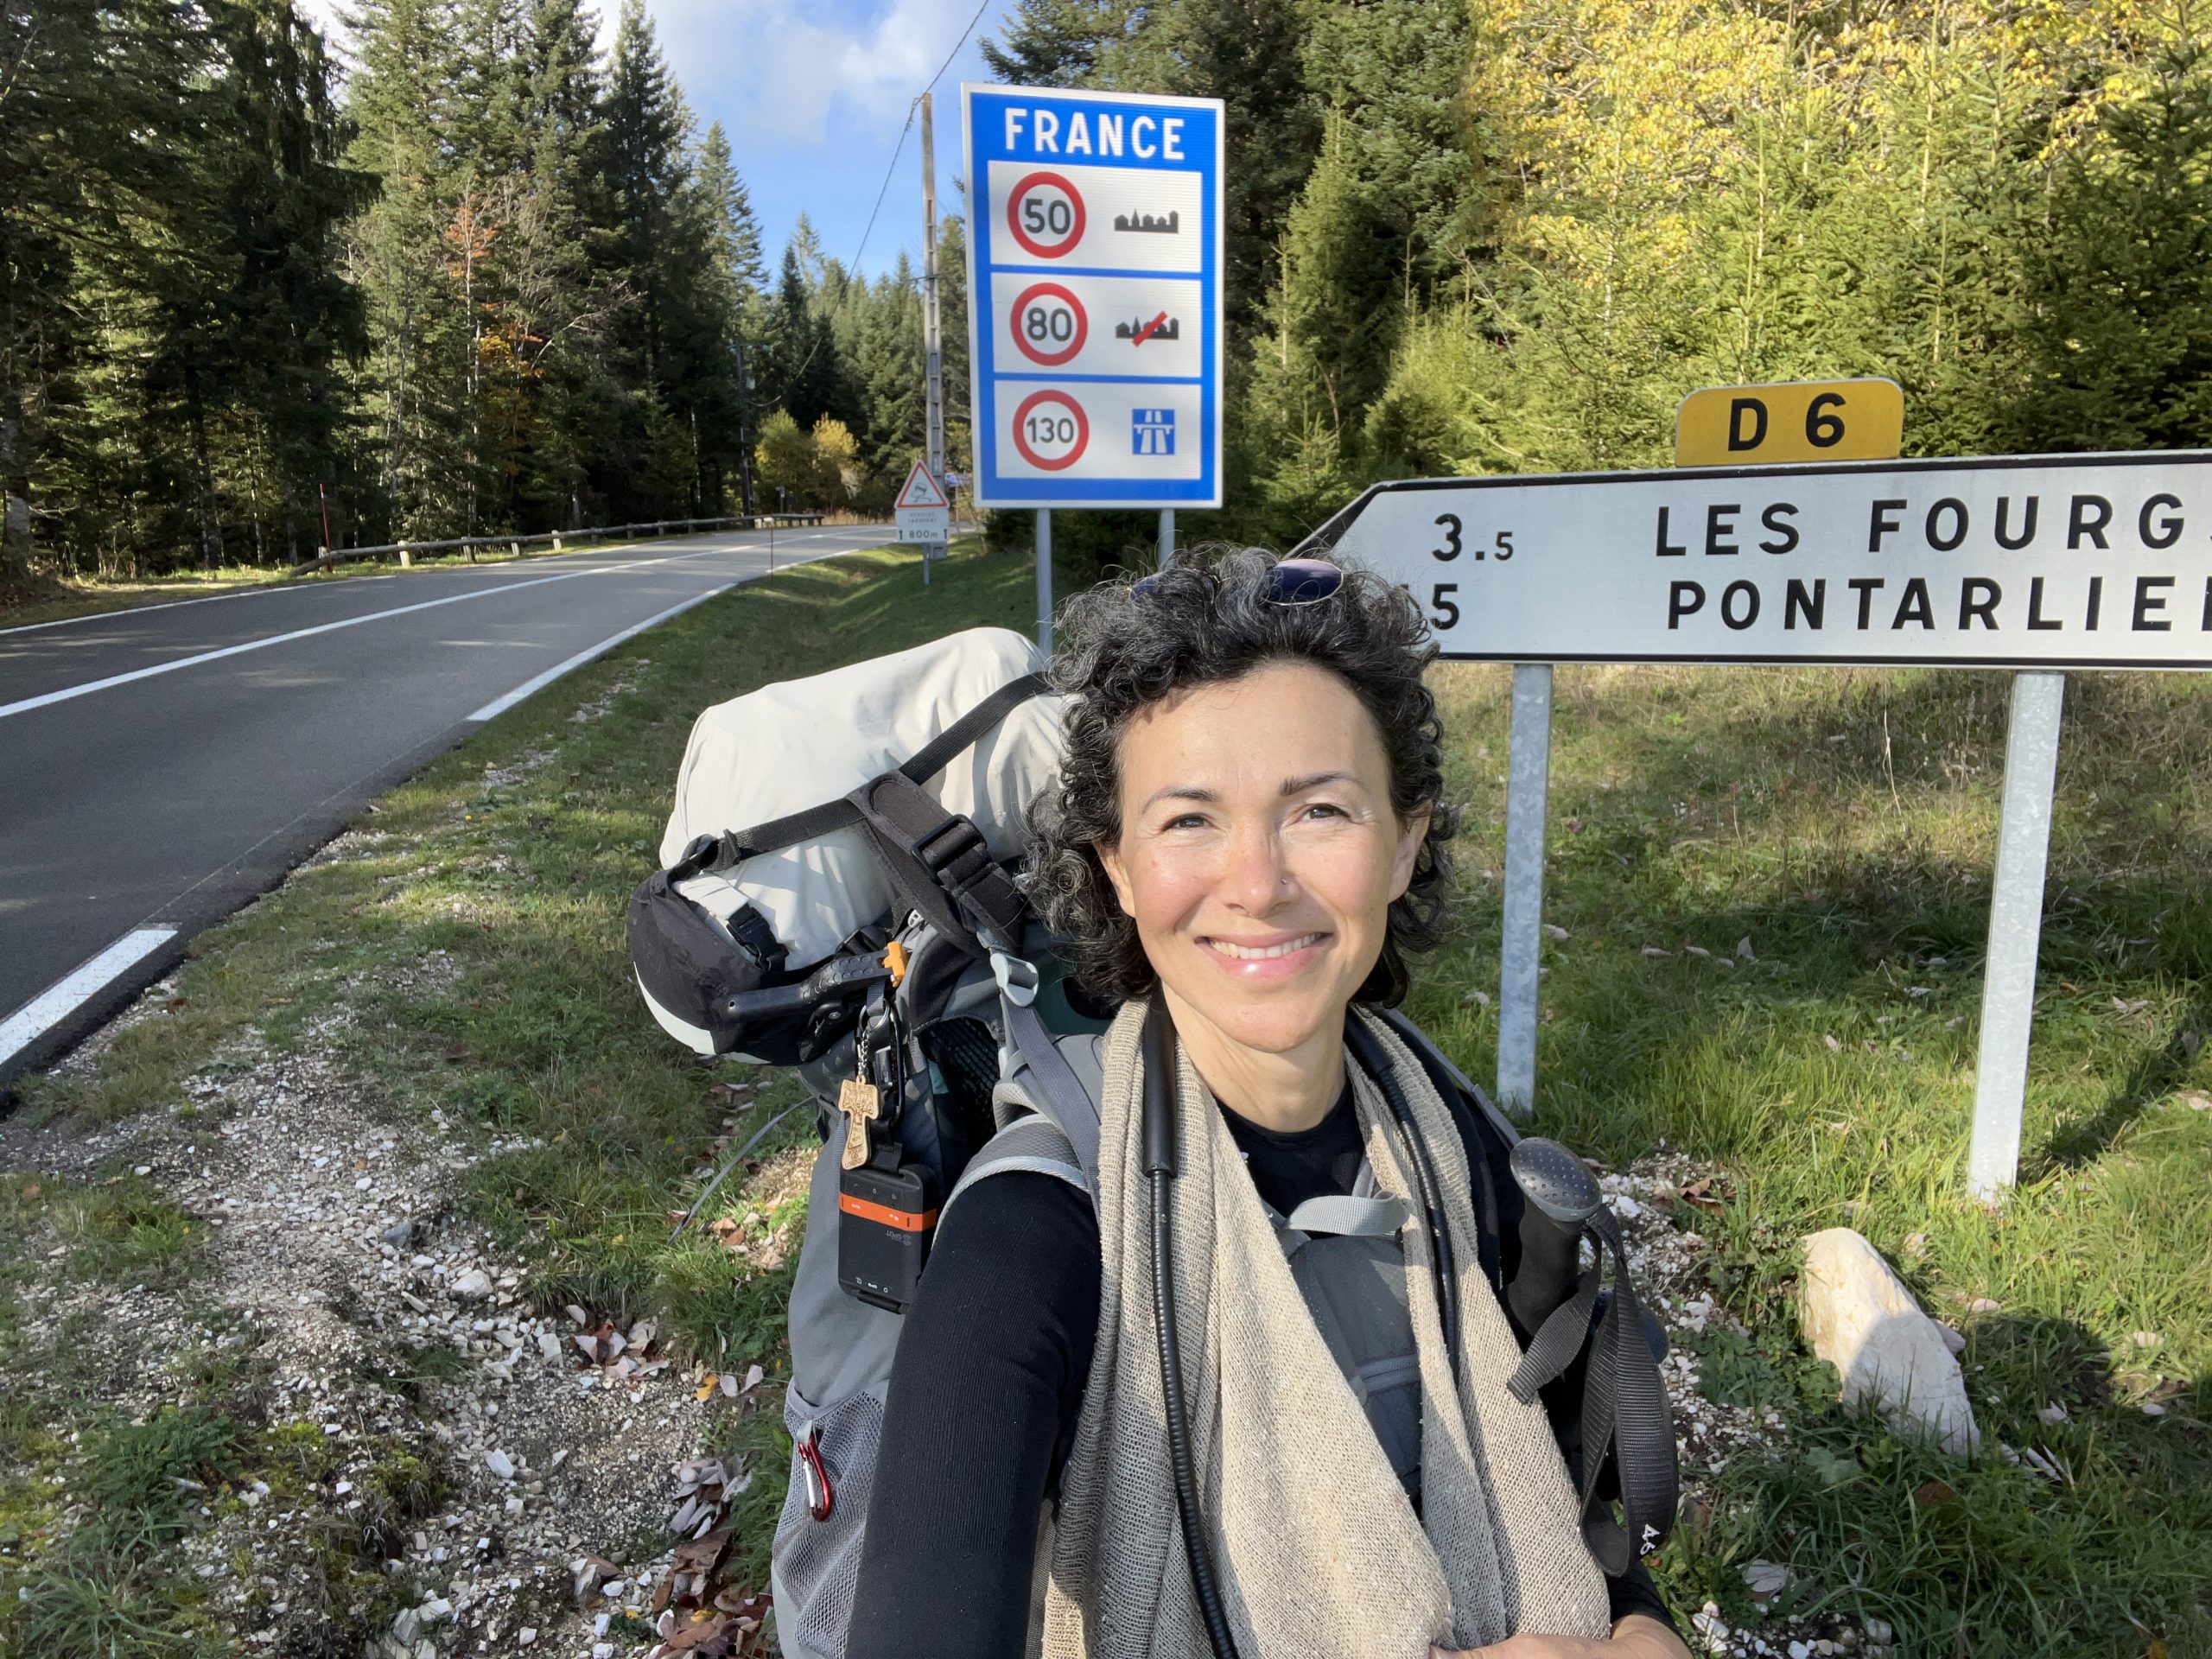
[1131,557,1344,607]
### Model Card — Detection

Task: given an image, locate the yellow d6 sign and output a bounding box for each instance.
[1675,378,1904,467]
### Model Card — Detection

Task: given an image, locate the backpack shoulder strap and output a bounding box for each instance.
[995,988,1104,1188]
[1372,1004,1522,1146]
[940,1111,1089,1226]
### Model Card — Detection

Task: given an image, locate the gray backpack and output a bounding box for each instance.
[626,645,1677,1659]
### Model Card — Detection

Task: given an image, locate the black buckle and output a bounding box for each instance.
[670,832,720,880]
[913,815,988,882]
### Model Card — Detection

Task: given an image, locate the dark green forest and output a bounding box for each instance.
[4,0,960,582]
[8,0,2212,585]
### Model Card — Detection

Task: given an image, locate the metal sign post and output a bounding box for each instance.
[1967,671,2066,1198]
[1159,507,1175,571]
[1310,448,2212,1190]
[1036,508,1054,656]
[920,92,948,586]
[1497,664,1554,1118]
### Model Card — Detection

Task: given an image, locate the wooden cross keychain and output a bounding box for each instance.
[838,1054,882,1170]
[839,947,908,1171]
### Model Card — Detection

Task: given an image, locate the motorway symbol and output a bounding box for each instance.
[1007,171,1085,260]
[1013,282,1087,367]
[1012,390,1089,471]
[964,85,1223,506]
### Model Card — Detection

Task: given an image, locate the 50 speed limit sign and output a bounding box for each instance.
[963,84,1223,507]
[1007,173,1084,258]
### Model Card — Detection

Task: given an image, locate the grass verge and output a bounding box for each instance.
[8,538,2208,1656]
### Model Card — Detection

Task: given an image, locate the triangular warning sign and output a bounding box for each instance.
[894,461,950,510]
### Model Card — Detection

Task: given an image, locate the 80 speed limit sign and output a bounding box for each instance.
[1011,283,1085,367]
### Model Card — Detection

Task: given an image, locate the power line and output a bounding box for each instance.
[847,105,918,276]
[782,0,997,398]
[848,0,996,273]
[923,0,995,97]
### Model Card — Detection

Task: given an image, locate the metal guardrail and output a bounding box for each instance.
[291,514,835,575]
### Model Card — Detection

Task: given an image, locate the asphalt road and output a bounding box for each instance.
[0,524,893,1084]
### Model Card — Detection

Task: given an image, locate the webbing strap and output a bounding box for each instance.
[898,671,1051,786]
[850,772,1028,955]
[1506,1207,1679,1572]
[941,1112,1088,1225]
[672,671,1052,878]
[1281,1193,1408,1238]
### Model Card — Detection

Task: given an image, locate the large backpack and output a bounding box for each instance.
[626,627,1677,1659]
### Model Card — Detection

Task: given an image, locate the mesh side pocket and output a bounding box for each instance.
[771,1383,884,1659]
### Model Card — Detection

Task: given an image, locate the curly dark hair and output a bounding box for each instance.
[1021,545,1459,1007]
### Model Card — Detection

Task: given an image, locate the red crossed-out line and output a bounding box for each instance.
[1130,310,1170,348]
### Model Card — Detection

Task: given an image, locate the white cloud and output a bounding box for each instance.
[286,0,1003,271]
[295,0,996,151]
[656,0,995,149]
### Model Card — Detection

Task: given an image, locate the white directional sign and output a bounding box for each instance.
[1314,452,2212,669]
[963,85,1224,508]
[893,460,950,544]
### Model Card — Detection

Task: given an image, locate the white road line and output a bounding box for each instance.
[0,543,741,722]
[0,927,178,1067]
[468,582,740,721]
[0,575,402,637]
[0,526,888,639]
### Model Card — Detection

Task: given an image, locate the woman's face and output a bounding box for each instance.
[1094,659,1432,1060]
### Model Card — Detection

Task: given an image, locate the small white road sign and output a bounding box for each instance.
[894,460,951,544]
[963,85,1224,509]
[1312,451,2212,670]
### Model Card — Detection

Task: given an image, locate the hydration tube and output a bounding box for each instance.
[1141,998,1243,1659]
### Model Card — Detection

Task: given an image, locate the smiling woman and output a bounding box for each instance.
[843,548,1688,1659]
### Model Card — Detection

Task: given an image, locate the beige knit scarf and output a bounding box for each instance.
[1038,998,1612,1659]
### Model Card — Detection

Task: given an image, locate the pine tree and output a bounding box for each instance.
[504,0,609,527]
[695,123,767,301]
[2012,40,2212,450]
[0,0,213,580]
[200,0,372,564]
[979,0,1140,86]
[343,0,472,539]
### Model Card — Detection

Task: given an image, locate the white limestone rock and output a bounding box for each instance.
[1797,1227,1980,1458]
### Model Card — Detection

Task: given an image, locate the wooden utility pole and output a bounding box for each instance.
[921,92,947,587]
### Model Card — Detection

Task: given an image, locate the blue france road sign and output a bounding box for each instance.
[963,85,1224,508]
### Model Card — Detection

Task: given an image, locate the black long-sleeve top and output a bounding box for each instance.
[846,1078,1675,1656]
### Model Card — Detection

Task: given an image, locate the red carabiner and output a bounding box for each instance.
[798,1427,834,1522]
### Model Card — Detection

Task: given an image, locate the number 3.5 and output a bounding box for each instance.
[1431,512,1512,562]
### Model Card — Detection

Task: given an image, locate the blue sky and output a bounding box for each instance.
[642,0,1010,278]
[307,0,1014,281]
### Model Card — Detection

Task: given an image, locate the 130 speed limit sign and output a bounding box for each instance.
[1012,390,1088,471]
